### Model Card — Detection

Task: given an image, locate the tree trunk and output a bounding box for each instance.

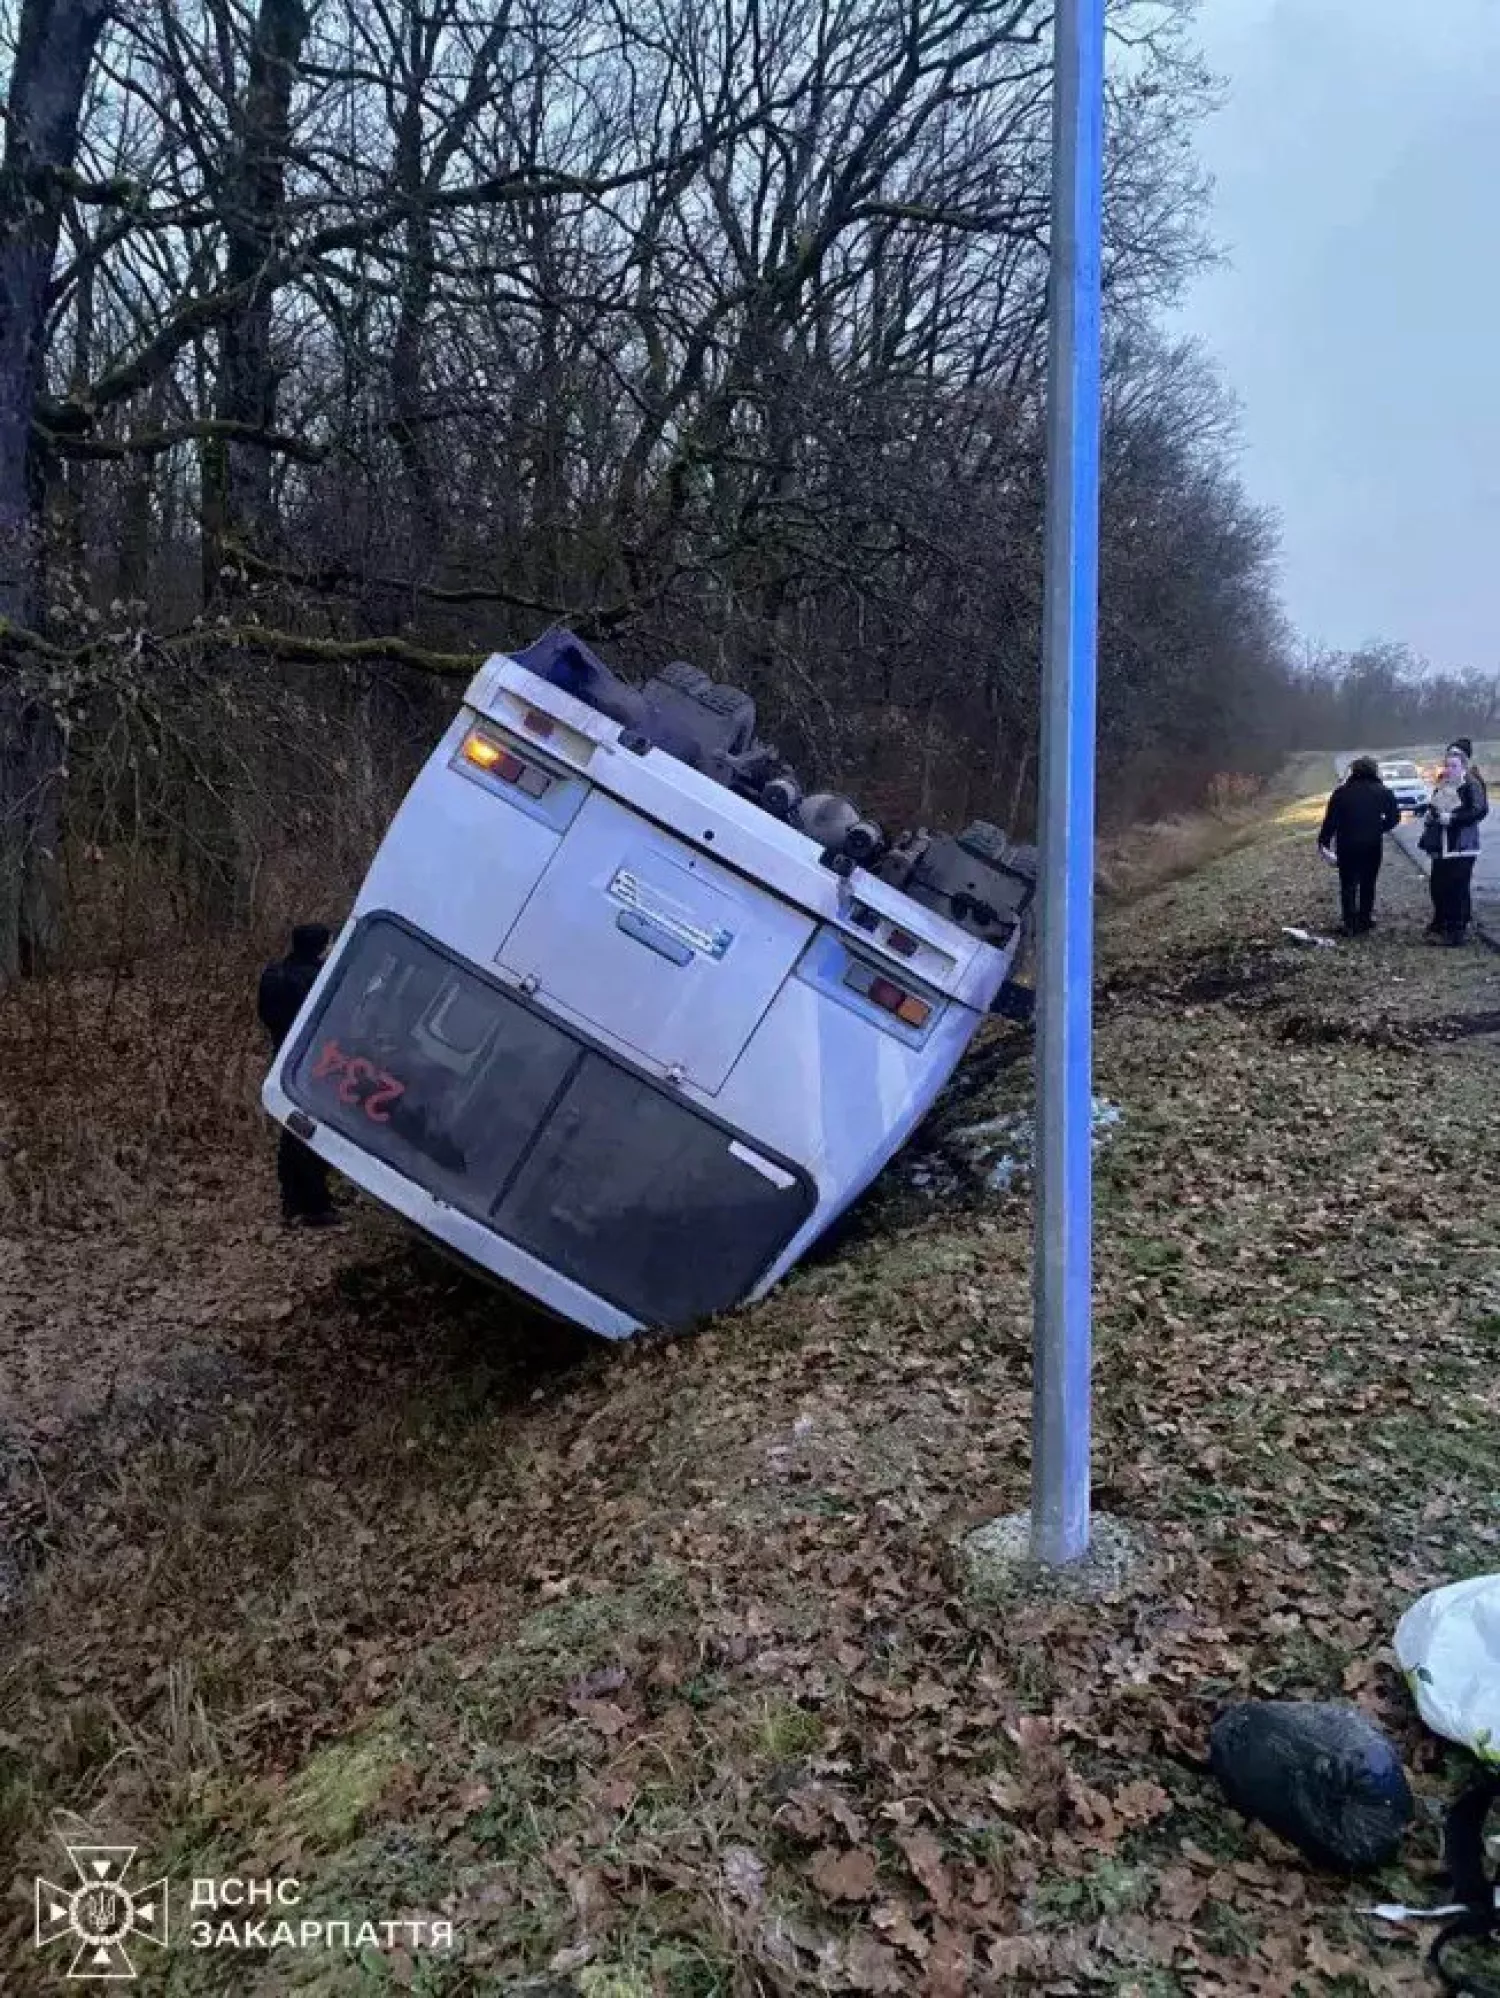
[115,382,166,604]
[201,0,309,601]
[55,223,96,584]
[0,0,111,986]
[388,76,437,552]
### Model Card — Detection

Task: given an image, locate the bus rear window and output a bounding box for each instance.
[283,916,815,1324]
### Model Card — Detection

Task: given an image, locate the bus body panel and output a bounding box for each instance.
[494,788,818,1094]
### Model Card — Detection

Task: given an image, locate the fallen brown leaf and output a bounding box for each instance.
[1156,1864,1209,1922]
[809,1846,880,1903]
[843,1930,904,1992]
[895,1828,953,1914]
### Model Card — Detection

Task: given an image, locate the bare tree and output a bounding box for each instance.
[0,0,112,982]
[0,0,1325,974]
[199,0,312,597]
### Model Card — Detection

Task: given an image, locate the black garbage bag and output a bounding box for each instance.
[1209,1700,1413,1872]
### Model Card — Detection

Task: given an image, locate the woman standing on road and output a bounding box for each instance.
[1318,756,1400,936]
[1420,742,1487,945]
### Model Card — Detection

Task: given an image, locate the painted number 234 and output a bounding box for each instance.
[311,1040,406,1123]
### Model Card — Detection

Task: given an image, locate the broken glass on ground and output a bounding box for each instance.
[906,1095,1124,1196]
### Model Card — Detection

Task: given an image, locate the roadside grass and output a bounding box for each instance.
[3,780,1499,1992]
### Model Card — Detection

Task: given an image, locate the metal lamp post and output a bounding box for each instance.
[1031,0,1106,1566]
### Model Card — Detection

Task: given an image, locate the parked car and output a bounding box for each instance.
[1376,759,1432,816]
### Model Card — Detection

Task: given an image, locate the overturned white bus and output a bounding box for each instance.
[261,631,1035,1337]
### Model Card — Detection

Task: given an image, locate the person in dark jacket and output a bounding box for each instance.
[1420,744,1487,945]
[1317,756,1400,935]
[1443,736,1488,849]
[258,923,342,1226]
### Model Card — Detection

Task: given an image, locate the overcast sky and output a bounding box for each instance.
[1173,0,1500,672]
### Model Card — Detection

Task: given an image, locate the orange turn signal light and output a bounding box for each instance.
[460,727,554,798]
[462,731,524,782]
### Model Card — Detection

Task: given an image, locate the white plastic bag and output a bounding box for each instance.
[1394,1574,1500,1764]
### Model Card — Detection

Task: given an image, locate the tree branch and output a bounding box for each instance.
[233,545,574,614]
[52,168,141,207]
[195,626,482,674]
[854,197,1048,242]
[0,618,479,678]
[38,418,328,465]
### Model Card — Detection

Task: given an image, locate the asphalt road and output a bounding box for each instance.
[1331,747,1500,936]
